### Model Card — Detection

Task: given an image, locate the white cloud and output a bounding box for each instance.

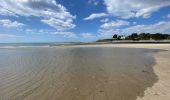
[0,33,23,38]
[133,22,137,25]
[51,31,76,38]
[24,28,76,38]
[98,20,130,38]
[41,18,75,31]
[167,14,170,18]
[25,29,52,34]
[98,21,170,38]
[81,33,95,38]
[100,18,109,23]
[104,0,170,19]
[0,19,24,28]
[122,21,170,34]
[25,29,33,33]
[98,28,120,38]
[88,0,99,6]
[101,20,130,29]
[38,29,54,34]
[0,9,16,16]
[0,0,76,31]
[84,13,108,20]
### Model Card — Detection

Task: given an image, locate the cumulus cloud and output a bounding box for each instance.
[51,31,76,38]
[0,8,16,16]
[123,21,170,34]
[0,19,24,28]
[100,18,109,23]
[100,20,130,29]
[167,14,170,18]
[84,13,108,20]
[41,18,75,31]
[88,0,99,6]
[98,21,170,38]
[98,28,120,38]
[23,28,76,38]
[98,20,130,38]
[0,0,76,31]
[81,33,95,38]
[0,33,23,38]
[104,0,170,19]
[24,29,54,34]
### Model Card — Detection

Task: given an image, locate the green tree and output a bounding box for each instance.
[167,36,170,40]
[113,34,118,39]
[151,33,165,40]
[139,33,151,40]
[163,34,170,39]
[126,33,139,40]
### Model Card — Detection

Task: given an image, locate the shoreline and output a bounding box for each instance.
[0,42,170,48]
[0,43,170,49]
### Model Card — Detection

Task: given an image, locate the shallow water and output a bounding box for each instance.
[0,47,158,100]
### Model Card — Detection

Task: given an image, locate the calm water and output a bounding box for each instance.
[0,42,85,47]
[0,46,159,100]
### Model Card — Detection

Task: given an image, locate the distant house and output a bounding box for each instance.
[113,34,126,40]
[117,35,126,40]
[119,35,126,40]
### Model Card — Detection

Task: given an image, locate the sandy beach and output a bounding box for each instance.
[0,44,170,100]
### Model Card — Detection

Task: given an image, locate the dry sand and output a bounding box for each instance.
[0,44,170,100]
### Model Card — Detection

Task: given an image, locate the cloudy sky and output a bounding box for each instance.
[0,0,170,42]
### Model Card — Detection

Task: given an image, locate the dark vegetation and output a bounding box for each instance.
[97,33,170,42]
[125,33,170,40]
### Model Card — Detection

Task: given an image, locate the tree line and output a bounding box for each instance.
[113,33,170,40]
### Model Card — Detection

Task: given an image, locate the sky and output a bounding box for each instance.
[0,0,170,43]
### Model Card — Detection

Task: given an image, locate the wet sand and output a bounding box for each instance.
[0,44,169,100]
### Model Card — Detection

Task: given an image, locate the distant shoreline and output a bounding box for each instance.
[96,39,170,43]
[1,41,170,49]
[96,40,170,44]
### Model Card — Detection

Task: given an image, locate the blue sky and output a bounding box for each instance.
[0,0,170,43]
